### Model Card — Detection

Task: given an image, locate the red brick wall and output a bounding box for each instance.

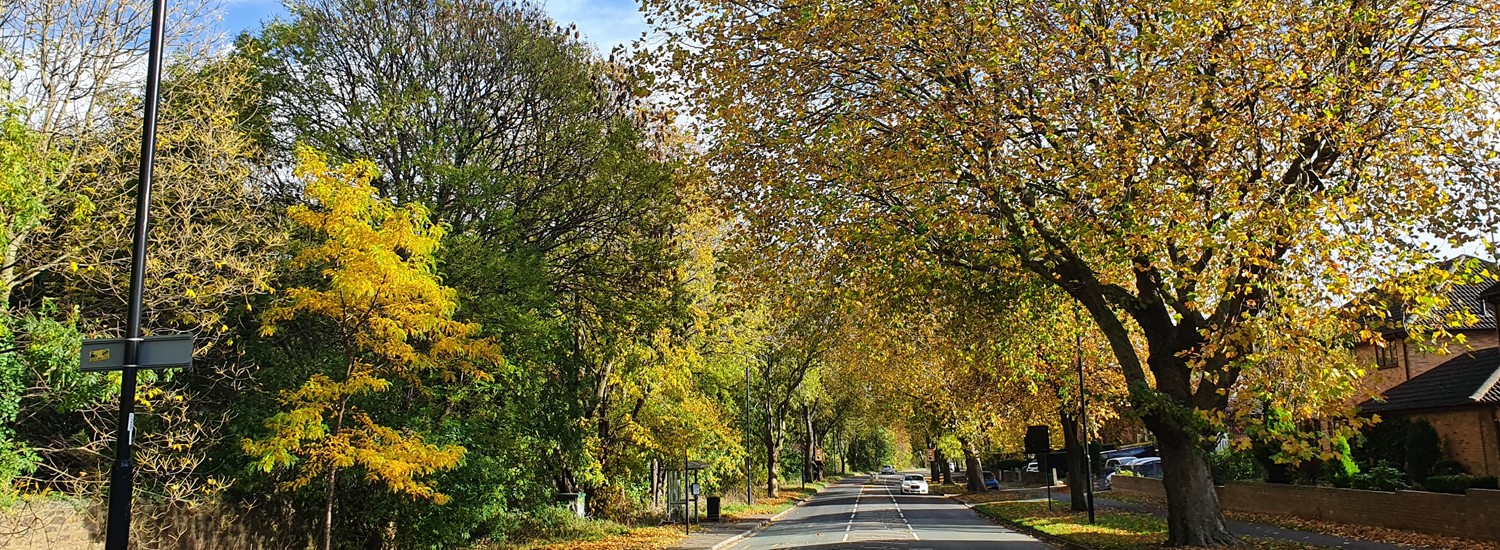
[1397,407,1500,477]
[1356,330,1499,398]
[1111,477,1500,542]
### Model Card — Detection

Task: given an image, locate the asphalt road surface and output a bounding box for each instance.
[725,475,1056,550]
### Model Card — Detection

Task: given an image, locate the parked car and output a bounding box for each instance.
[1024,461,1039,473]
[1102,457,1146,489]
[880,465,896,475]
[901,474,929,495]
[1129,457,1163,479]
[982,470,1000,490]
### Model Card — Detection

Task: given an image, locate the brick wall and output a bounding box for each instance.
[0,500,309,550]
[1356,330,1499,398]
[1111,476,1500,542]
[1398,407,1500,477]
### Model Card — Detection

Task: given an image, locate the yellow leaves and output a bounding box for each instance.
[245,147,502,505]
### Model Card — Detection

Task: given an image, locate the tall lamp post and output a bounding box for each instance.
[104,0,168,548]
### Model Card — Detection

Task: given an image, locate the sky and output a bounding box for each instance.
[218,0,649,53]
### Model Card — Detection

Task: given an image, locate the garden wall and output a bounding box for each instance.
[1111,476,1500,542]
[0,499,310,550]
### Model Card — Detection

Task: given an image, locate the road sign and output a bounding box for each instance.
[1024,425,1051,454]
[80,334,194,372]
[926,448,935,461]
[814,448,824,462]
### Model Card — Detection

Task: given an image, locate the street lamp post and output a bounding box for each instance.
[104,0,168,548]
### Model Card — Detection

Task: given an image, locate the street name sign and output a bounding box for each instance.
[80,334,194,372]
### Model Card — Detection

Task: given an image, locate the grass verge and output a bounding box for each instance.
[973,500,1336,550]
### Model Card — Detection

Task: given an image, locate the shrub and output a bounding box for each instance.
[1322,437,1360,487]
[1405,419,1442,482]
[488,506,631,544]
[1430,459,1467,477]
[1355,416,1410,468]
[1347,462,1408,492]
[1422,474,1499,495]
[1210,447,1264,484]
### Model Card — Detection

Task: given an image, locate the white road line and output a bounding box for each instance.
[841,482,863,542]
[884,478,919,541]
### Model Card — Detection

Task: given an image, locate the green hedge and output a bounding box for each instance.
[1422,474,1499,494]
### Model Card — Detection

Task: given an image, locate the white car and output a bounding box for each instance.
[900,474,929,495]
[1024,461,1039,473]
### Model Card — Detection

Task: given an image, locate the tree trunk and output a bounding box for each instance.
[323,467,338,550]
[765,423,783,497]
[928,438,939,481]
[1147,415,1238,546]
[1060,410,1089,512]
[939,448,953,485]
[960,437,986,492]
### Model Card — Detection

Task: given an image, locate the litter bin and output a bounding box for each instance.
[705,496,721,522]
[555,492,586,518]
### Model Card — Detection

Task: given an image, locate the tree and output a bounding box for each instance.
[646,0,1500,543]
[243,148,502,550]
[239,0,697,515]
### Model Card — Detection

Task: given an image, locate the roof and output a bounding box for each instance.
[1482,281,1500,302]
[1371,256,1499,332]
[1362,347,1500,413]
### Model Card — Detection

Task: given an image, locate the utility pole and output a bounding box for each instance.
[104,0,168,547]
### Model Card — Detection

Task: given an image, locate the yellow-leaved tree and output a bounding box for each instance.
[243,147,502,550]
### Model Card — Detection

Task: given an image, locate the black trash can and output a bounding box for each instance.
[705,496,721,522]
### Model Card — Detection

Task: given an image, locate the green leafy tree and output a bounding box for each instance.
[243,148,503,550]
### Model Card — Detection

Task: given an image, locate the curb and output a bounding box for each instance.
[706,477,859,550]
[946,493,1091,550]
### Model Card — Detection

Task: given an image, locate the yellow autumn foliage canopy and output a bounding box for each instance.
[244,147,504,504]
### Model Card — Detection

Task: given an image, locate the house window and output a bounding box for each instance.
[1374,343,1401,370]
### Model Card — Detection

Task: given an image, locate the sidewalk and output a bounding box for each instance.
[667,519,766,550]
[1056,492,1441,550]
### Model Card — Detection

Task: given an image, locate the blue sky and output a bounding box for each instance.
[219,0,648,53]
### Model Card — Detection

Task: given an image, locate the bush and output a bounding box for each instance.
[1347,462,1408,492]
[1422,474,1499,495]
[1210,448,1264,484]
[488,506,631,545]
[1405,419,1442,482]
[1322,437,1360,487]
[1430,459,1467,477]
[1355,416,1409,468]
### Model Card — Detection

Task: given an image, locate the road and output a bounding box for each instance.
[725,474,1056,550]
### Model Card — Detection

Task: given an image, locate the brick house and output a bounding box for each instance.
[1355,266,1500,477]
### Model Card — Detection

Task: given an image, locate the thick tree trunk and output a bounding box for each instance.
[928,438,940,481]
[959,438,986,492]
[1060,411,1089,512]
[1148,416,1238,546]
[939,449,953,485]
[765,425,783,497]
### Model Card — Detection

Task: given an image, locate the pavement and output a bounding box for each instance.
[1050,491,1441,550]
[714,474,1057,550]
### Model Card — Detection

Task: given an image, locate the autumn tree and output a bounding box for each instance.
[646,0,1500,543]
[243,148,502,550]
[238,0,697,515]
